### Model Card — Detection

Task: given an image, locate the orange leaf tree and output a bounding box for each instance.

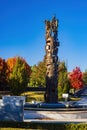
[6,57,16,73]
[68,67,83,90]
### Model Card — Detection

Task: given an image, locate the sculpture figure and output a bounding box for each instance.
[45,20,51,40]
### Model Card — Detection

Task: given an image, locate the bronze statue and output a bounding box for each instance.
[44,16,59,103]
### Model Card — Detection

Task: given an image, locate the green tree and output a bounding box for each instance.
[9,57,31,95]
[58,61,70,98]
[29,60,46,87]
[82,72,87,86]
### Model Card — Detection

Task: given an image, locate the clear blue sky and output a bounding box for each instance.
[0,0,87,72]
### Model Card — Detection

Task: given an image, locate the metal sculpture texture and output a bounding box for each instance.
[44,16,59,103]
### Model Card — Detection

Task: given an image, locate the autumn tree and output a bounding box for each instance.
[7,56,31,77]
[7,57,16,74]
[68,67,83,91]
[58,61,70,98]
[0,57,9,89]
[29,60,46,87]
[7,57,31,95]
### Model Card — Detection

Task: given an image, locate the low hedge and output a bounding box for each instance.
[0,122,87,130]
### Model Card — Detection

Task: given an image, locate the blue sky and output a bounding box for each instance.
[0,0,87,72]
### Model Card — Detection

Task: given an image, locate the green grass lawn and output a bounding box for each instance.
[21,92,44,102]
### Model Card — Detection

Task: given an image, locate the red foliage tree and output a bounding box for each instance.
[0,57,9,88]
[68,67,83,90]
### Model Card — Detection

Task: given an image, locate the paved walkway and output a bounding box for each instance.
[24,110,87,123]
[24,119,87,123]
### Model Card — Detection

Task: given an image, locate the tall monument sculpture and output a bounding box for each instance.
[44,16,59,103]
